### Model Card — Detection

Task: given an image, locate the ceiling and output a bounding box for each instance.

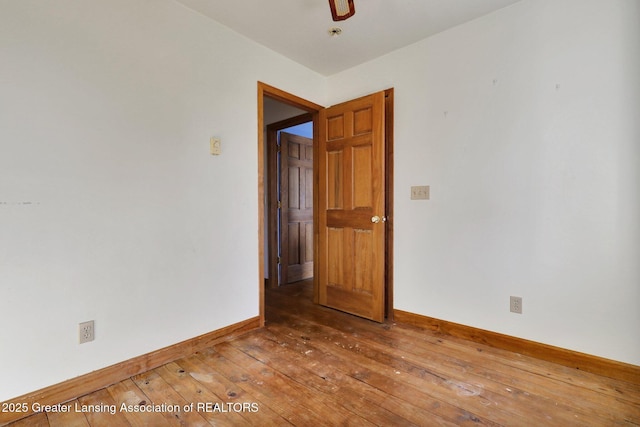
[173,0,522,76]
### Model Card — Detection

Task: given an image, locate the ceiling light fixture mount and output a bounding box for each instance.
[329,0,355,21]
[328,27,343,37]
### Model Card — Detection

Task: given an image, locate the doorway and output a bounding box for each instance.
[267,117,314,286]
[258,82,394,326]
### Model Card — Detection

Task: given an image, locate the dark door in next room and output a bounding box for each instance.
[279,131,314,284]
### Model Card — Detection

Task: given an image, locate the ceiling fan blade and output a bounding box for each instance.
[329,0,355,21]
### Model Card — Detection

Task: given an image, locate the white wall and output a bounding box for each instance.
[328,0,640,365]
[2,0,638,403]
[0,0,325,401]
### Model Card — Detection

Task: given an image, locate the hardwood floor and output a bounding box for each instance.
[7,280,640,426]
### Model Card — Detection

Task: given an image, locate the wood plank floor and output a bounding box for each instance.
[8,280,640,426]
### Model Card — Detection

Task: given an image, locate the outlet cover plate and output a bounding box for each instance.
[510,296,523,314]
[79,320,95,344]
[411,185,430,200]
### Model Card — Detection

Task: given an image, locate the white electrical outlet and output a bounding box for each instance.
[79,320,95,344]
[510,296,522,314]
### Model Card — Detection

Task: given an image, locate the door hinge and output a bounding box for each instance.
[277,256,281,264]
[277,200,282,209]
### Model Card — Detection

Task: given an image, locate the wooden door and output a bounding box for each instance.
[318,91,386,322]
[280,132,314,284]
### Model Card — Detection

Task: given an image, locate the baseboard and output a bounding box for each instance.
[0,316,260,426]
[394,309,639,385]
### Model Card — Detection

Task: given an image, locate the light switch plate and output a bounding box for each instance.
[411,186,430,200]
[210,137,221,155]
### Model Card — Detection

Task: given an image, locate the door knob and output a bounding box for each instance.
[371,216,381,223]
